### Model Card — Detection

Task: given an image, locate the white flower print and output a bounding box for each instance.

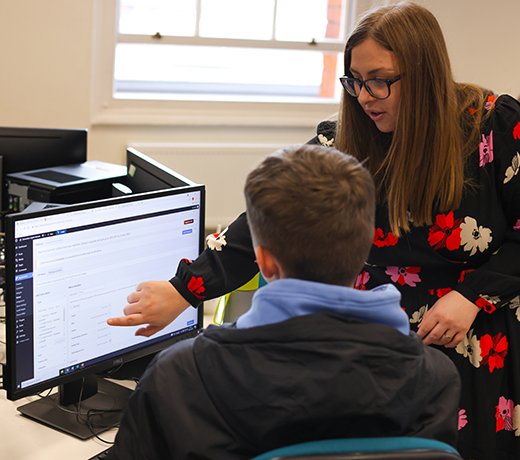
[460,217,492,256]
[455,329,482,368]
[504,152,520,184]
[514,405,520,437]
[318,134,334,146]
[509,295,520,322]
[410,305,428,324]
[206,226,229,251]
[480,294,501,305]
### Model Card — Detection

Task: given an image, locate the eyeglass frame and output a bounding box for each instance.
[339,74,402,100]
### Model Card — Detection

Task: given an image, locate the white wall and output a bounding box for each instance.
[0,2,92,129]
[0,0,519,225]
[419,0,519,96]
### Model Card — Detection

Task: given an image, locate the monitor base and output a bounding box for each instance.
[17,376,132,440]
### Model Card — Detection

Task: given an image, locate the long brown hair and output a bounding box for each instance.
[335,2,491,235]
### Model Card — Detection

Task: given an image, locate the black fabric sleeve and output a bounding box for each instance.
[454,95,520,308]
[170,212,258,307]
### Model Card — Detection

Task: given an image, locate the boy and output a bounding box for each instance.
[107,144,460,460]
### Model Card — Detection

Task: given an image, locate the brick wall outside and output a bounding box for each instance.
[319,0,342,98]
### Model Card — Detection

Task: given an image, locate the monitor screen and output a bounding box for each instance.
[3,184,205,437]
[0,127,87,213]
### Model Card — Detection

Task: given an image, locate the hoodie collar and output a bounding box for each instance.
[235,279,409,335]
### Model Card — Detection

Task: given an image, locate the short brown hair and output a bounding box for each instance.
[244,144,375,286]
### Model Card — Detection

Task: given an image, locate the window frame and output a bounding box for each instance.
[91,0,356,127]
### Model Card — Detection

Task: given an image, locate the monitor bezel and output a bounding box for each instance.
[3,184,205,401]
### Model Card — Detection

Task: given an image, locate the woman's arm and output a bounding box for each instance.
[454,95,520,309]
[171,211,259,306]
[418,95,520,347]
[108,212,259,335]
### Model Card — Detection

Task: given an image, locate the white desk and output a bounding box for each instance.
[0,308,216,460]
[0,390,117,460]
[0,303,125,460]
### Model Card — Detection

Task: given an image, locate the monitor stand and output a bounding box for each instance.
[17,375,132,440]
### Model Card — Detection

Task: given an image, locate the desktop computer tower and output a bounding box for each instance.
[6,161,127,212]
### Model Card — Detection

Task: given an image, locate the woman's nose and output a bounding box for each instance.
[357,84,376,105]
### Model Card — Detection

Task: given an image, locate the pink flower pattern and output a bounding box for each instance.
[496,397,514,432]
[355,271,370,290]
[385,266,421,287]
[485,94,496,111]
[458,409,468,430]
[479,131,494,166]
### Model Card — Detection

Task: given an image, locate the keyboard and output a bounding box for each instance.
[87,447,111,460]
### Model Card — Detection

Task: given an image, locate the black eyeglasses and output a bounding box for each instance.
[339,75,401,100]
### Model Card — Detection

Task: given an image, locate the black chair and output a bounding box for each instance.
[249,437,463,460]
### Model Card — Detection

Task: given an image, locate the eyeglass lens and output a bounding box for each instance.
[345,79,390,99]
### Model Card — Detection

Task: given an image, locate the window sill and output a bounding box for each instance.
[90,95,339,128]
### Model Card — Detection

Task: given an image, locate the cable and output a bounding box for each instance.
[50,377,125,443]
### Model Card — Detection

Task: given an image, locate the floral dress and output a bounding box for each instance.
[171,94,520,460]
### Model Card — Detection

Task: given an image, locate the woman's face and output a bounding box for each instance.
[349,38,401,133]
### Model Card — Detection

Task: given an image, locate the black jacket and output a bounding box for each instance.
[107,313,460,460]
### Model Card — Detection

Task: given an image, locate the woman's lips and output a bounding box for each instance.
[368,110,385,122]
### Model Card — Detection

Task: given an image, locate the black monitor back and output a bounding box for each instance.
[124,147,195,193]
[0,127,87,212]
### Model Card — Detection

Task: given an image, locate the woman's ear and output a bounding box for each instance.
[255,246,282,282]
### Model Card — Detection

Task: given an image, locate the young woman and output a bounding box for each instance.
[109,3,520,459]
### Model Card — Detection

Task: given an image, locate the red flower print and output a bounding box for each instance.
[439,287,452,298]
[514,121,520,140]
[373,228,398,247]
[355,271,370,290]
[182,258,193,265]
[480,333,508,373]
[515,219,520,231]
[188,276,206,299]
[485,95,495,111]
[476,298,496,314]
[427,287,452,298]
[428,211,463,250]
[458,269,475,283]
[495,396,514,432]
[386,266,421,287]
[468,107,477,115]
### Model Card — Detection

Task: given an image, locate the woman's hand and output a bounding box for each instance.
[107,281,191,337]
[417,290,480,348]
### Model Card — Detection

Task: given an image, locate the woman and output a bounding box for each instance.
[109,3,520,459]
[335,5,520,459]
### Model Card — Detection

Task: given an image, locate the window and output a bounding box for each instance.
[91,0,356,126]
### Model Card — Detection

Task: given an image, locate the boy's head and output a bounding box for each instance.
[244,144,375,287]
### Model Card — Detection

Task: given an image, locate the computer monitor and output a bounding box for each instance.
[123,147,196,193]
[0,127,87,213]
[2,184,205,439]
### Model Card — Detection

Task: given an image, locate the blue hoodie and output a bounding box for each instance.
[236,278,410,335]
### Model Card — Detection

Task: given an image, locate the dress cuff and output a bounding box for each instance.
[170,276,202,309]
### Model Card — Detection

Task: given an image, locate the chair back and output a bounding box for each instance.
[249,437,463,460]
